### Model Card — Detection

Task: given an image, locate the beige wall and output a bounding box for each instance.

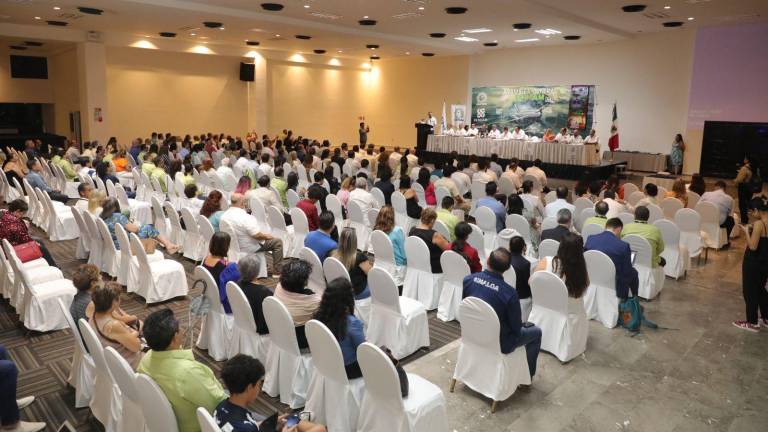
[0,46,53,103]
[470,31,696,167]
[105,47,250,144]
[49,48,79,137]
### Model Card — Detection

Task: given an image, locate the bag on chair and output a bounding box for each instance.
[13,241,43,263]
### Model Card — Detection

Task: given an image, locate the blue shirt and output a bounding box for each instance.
[462,270,522,354]
[26,171,52,193]
[584,231,639,299]
[476,196,506,232]
[389,226,407,266]
[304,230,337,262]
[338,315,366,365]
[129,146,142,164]
[208,211,224,232]
[214,400,259,432]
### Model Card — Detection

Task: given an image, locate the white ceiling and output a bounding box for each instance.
[0,0,765,58]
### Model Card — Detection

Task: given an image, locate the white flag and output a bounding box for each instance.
[441,101,447,134]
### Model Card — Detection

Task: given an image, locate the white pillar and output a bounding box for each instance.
[76,42,109,143]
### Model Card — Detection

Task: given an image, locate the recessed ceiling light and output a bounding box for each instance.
[688,17,695,20]
[220,27,225,30]
[663,21,684,27]
[34,16,41,20]
[515,38,539,43]
[53,6,61,10]
[203,21,223,28]
[366,44,379,49]
[463,28,492,34]
[261,3,284,11]
[304,4,310,8]
[314,49,326,54]
[246,41,260,46]
[47,20,67,26]
[370,55,380,60]
[483,42,498,47]
[563,35,581,40]
[422,52,435,57]
[535,28,562,35]
[275,34,280,37]
[418,7,424,11]
[77,7,103,15]
[445,7,468,14]
[337,50,343,53]
[455,36,478,42]
[621,5,647,13]
[363,16,369,19]
[429,33,446,38]
[513,23,532,30]
[190,33,196,36]
[159,32,177,38]
[405,51,411,55]
[359,19,377,25]
[664,5,671,9]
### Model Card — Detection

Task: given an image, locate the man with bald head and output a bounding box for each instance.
[220,193,284,275]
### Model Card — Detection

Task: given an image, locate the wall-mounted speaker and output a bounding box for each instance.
[239,62,255,82]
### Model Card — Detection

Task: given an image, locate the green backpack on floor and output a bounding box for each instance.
[618,297,658,332]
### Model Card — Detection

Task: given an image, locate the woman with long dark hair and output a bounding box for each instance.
[536,232,589,299]
[670,133,685,175]
[330,228,372,299]
[417,167,436,206]
[313,278,366,378]
[449,222,482,273]
[688,173,706,196]
[200,190,225,231]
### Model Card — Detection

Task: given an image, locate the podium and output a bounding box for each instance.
[415,123,433,151]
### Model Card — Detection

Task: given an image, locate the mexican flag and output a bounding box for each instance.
[608,102,619,152]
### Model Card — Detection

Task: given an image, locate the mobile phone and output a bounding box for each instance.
[285,414,300,428]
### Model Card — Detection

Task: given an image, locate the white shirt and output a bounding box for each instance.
[545,199,576,219]
[181,197,204,212]
[388,152,402,172]
[554,133,565,142]
[445,128,456,136]
[457,128,469,137]
[584,134,599,144]
[219,206,266,254]
[451,172,471,196]
[349,188,378,212]
[406,154,418,170]
[488,129,502,139]
[247,187,282,211]
[473,170,496,183]
[233,157,252,175]
[434,176,460,198]
[521,193,545,219]
[258,162,273,177]
[603,198,626,219]
[410,166,422,181]
[427,116,437,128]
[701,189,734,225]
[572,135,584,144]
[75,198,89,213]
[500,131,513,140]
[501,170,522,190]
[510,129,527,140]
[343,159,361,175]
[524,166,548,187]
[468,127,479,136]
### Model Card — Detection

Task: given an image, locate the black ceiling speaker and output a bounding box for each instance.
[422,52,435,57]
[313,49,326,54]
[261,3,284,11]
[24,41,44,46]
[483,42,498,47]
[513,23,532,30]
[663,21,684,27]
[359,19,377,26]
[47,21,68,26]
[563,35,581,40]
[159,32,176,37]
[9,45,27,50]
[246,41,260,46]
[445,7,468,14]
[240,62,255,81]
[429,32,446,38]
[370,55,380,60]
[365,44,379,49]
[203,21,223,28]
[295,35,312,40]
[78,7,103,15]
[621,5,647,13]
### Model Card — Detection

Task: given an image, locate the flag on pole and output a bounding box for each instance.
[608,102,619,152]
[441,101,447,134]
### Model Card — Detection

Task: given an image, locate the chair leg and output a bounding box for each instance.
[449,378,457,393]
[491,400,498,413]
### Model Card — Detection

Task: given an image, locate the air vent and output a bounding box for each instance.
[310,12,342,20]
[313,49,326,54]
[513,23,532,29]
[642,11,671,19]
[663,21,684,27]
[392,12,423,19]
[24,41,44,47]
[563,35,581,40]
[445,7,468,14]
[246,41,260,46]
[429,32,446,38]
[47,20,68,26]
[422,52,435,57]
[622,5,647,13]
[77,7,103,15]
[483,42,498,47]
[9,45,27,50]
[359,19,377,26]
[159,32,177,38]
[203,21,223,28]
[366,44,379,49]
[295,35,312,40]
[261,3,284,11]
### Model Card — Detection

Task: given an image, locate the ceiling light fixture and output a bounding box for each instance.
[246,41,260,46]
[664,5,671,9]
[34,16,41,20]
[203,21,223,28]
[359,19,377,25]
[77,7,103,15]
[454,36,479,42]
[621,5,647,13]
[405,51,411,55]
[563,35,581,40]
[159,32,177,38]
[483,42,498,47]
[190,33,196,36]
[46,20,67,26]
[429,32,446,38]
[534,28,561,35]
[295,35,312,40]
[418,7,424,11]
[688,17,695,20]
[53,6,61,10]
[445,7,468,14]
[515,38,539,42]
[513,23,532,30]
[463,28,492,33]
[662,21,684,27]
[366,44,379,49]
[314,49,326,54]
[261,3,284,11]
[422,52,435,57]
[304,4,310,8]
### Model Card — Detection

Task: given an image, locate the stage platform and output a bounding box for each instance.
[420,150,627,181]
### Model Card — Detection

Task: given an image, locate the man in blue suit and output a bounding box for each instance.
[584,218,639,299]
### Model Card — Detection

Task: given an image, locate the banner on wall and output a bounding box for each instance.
[471,85,596,136]
[451,104,467,128]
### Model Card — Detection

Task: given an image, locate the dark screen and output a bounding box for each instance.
[700,121,768,179]
[10,55,48,79]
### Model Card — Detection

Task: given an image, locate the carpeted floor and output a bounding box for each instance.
[0,230,460,431]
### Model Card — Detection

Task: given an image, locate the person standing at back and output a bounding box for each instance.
[358,122,369,146]
[734,156,754,225]
[733,197,768,332]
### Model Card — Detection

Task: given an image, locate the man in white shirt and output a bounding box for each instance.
[572,132,584,144]
[554,127,567,142]
[545,186,576,218]
[584,129,599,144]
[602,190,627,219]
[451,162,472,196]
[468,123,479,136]
[445,124,456,136]
[499,127,513,140]
[247,175,283,211]
[524,159,548,187]
[219,193,283,274]
[426,112,437,130]
[216,158,236,189]
[521,180,545,221]
[405,149,418,170]
[488,125,502,139]
[343,151,361,176]
[636,183,659,208]
[489,154,504,180]
[388,147,402,172]
[473,159,497,183]
[501,163,523,191]
[700,180,735,240]
[233,149,253,175]
[258,153,273,177]
[510,126,527,140]
[349,177,379,212]
[74,183,93,213]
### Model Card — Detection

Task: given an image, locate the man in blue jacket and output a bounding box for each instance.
[584,217,639,299]
[462,248,542,377]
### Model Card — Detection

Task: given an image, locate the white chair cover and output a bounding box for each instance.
[150,196,171,239]
[583,250,619,328]
[627,191,645,207]
[660,197,684,220]
[96,218,121,277]
[474,206,498,257]
[197,407,222,432]
[437,250,470,322]
[286,189,301,208]
[115,224,163,289]
[226,282,272,362]
[262,297,315,409]
[326,193,345,233]
[323,257,371,326]
[675,208,703,258]
[618,212,635,226]
[370,230,407,286]
[198,216,215,263]
[288,208,309,258]
[581,223,604,243]
[116,183,153,225]
[81,212,103,269]
[540,216,558,232]
[357,343,448,432]
[129,233,188,303]
[299,247,327,295]
[305,320,365,432]
[346,201,371,251]
[78,319,122,432]
[647,203,663,224]
[163,201,185,246]
[538,239,560,258]
[623,234,665,300]
[452,297,531,407]
[367,268,430,359]
[70,207,90,260]
[467,223,487,264]
[403,236,442,310]
[58,299,94,409]
[687,190,701,209]
[573,197,594,232]
[432,219,450,240]
[623,183,639,197]
[391,191,415,234]
[696,201,727,249]
[194,266,234,361]
[136,374,179,432]
[40,190,78,240]
[104,347,145,432]
[371,187,386,208]
[528,271,589,362]
[181,208,205,261]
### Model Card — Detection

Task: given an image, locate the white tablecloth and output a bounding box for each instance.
[426,135,598,166]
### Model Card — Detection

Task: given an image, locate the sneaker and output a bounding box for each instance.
[16,396,35,410]
[732,320,759,333]
[6,421,46,432]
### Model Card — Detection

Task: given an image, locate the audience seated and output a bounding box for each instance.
[409,208,451,273]
[308,172,330,212]
[25,159,68,203]
[203,232,236,313]
[583,201,609,228]
[273,260,320,350]
[666,179,689,207]
[436,196,460,241]
[51,148,77,180]
[349,177,378,212]
[398,177,423,219]
[236,254,272,336]
[476,181,507,233]
[603,175,624,200]
[101,197,179,253]
[69,264,101,326]
[462,248,542,377]
[621,206,666,267]
[508,236,532,314]
[524,159,548,188]
[601,190,626,219]
[330,228,372,300]
[182,184,204,211]
[450,222,482,273]
[248,175,283,211]
[220,194,283,274]
[416,168,437,206]
[545,186,576,219]
[520,180,545,221]
[304,212,338,262]
[536,233,590,299]
[701,180,735,240]
[0,199,57,266]
[636,183,659,207]
[201,190,226,232]
[3,151,28,184]
[541,209,574,243]
[373,205,407,270]
[271,167,289,208]
[234,176,251,195]
[689,173,706,196]
[138,309,226,432]
[584,218,639,299]
[87,282,143,369]
[314,278,366,379]
[297,187,322,231]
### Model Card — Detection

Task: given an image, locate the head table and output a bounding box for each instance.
[426,135,600,166]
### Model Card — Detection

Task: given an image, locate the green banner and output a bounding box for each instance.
[471,85,596,136]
